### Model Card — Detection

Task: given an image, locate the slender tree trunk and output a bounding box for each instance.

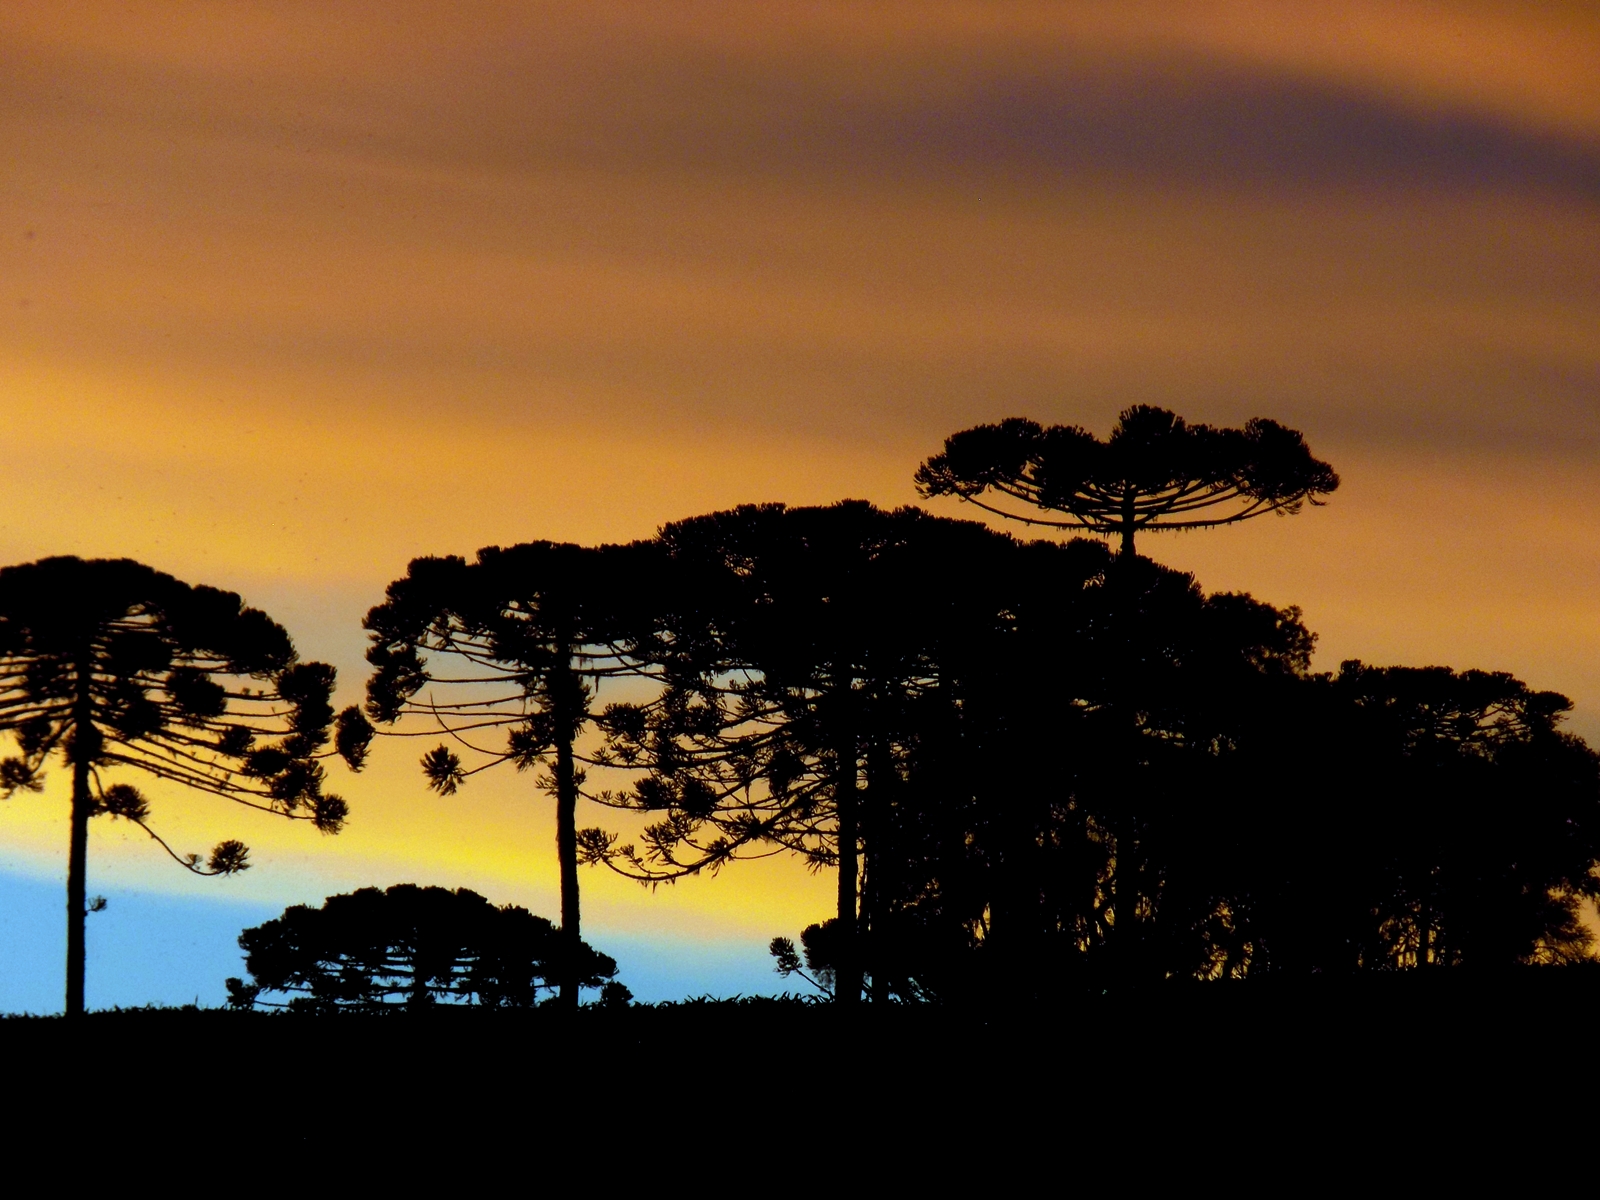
[1120,488,1137,558]
[554,675,581,1010]
[66,657,94,1017]
[834,710,861,1008]
[864,732,893,1005]
[66,754,91,1017]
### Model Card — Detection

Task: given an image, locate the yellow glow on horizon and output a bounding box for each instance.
[0,743,835,940]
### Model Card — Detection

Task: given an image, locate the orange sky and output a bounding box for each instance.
[2,1,1598,939]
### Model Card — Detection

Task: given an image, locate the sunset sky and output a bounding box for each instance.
[2,1,1597,1006]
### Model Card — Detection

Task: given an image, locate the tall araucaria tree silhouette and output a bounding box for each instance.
[918,408,1334,984]
[0,557,368,1016]
[363,541,654,1009]
[914,406,1339,557]
[582,502,1043,1006]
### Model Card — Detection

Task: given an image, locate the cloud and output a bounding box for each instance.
[7,2,1599,198]
[870,64,1600,196]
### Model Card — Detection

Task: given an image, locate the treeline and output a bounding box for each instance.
[354,408,1600,1003]
[363,503,1600,1007]
[4,406,1597,1014]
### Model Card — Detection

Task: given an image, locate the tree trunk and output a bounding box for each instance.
[864,732,893,1005]
[554,675,581,1011]
[834,715,861,1008]
[66,657,94,1017]
[1120,488,1137,558]
[66,753,91,1017]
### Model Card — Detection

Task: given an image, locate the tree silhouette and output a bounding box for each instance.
[1052,567,1318,984]
[226,884,618,1011]
[363,541,653,1008]
[0,557,364,1015]
[914,406,1339,557]
[760,550,1317,997]
[915,409,1333,986]
[1316,663,1600,970]
[585,502,1097,1004]
[584,503,939,1003]
[1118,657,1600,979]
[770,923,836,996]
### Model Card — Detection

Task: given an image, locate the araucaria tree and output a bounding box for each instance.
[914,406,1339,556]
[363,541,652,1008]
[585,502,1047,1005]
[0,557,365,1015]
[916,408,1336,984]
[227,884,621,1011]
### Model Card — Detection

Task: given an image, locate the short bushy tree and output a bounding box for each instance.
[227,884,620,1011]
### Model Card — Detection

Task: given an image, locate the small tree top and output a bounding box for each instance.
[914,406,1339,554]
[362,541,656,795]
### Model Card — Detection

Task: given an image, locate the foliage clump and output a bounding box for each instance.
[228,885,619,1012]
[915,406,1339,555]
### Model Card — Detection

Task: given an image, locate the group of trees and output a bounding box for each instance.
[6,405,1597,1013]
[353,406,1600,1004]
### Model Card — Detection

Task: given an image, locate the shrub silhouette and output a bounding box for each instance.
[228,884,618,1011]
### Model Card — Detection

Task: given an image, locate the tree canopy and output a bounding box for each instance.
[914,407,1339,555]
[227,884,620,1011]
[583,502,1117,1003]
[0,557,356,831]
[555,497,1600,1000]
[1235,663,1600,972]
